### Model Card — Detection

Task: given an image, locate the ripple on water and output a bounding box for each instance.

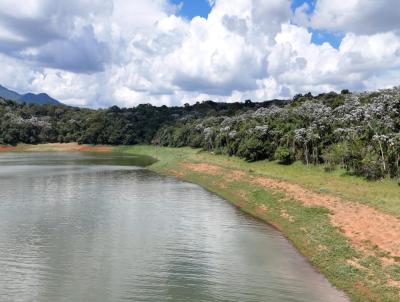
[0,152,349,302]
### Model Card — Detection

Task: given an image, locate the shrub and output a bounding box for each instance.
[237,137,272,161]
[274,146,293,165]
[360,152,384,180]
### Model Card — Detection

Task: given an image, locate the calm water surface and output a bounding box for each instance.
[0,152,349,302]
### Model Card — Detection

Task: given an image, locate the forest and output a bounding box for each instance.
[1,87,399,180]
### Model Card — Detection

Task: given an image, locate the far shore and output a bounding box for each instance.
[0,143,113,153]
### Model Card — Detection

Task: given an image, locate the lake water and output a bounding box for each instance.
[0,152,349,302]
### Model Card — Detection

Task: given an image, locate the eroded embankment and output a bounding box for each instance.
[0,145,16,152]
[162,160,400,302]
[174,162,400,258]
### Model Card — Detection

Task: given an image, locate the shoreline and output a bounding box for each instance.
[0,143,113,153]
[2,143,400,301]
[120,145,400,302]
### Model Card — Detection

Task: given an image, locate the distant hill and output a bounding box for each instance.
[0,85,21,101]
[19,93,60,105]
[0,84,61,105]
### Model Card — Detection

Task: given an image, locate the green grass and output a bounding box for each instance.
[116,145,197,170]
[119,145,400,301]
[197,152,400,217]
[121,145,400,218]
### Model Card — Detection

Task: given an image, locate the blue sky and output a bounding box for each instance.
[170,0,212,19]
[291,0,343,48]
[172,0,343,48]
[291,0,315,11]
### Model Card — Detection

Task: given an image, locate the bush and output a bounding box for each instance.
[359,152,384,180]
[274,146,293,165]
[322,143,346,171]
[237,137,272,161]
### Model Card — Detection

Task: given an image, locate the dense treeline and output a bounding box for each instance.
[1,88,399,180]
[155,88,400,180]
[0,97,284,145]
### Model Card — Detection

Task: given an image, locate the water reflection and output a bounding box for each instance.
[0,153,349,302]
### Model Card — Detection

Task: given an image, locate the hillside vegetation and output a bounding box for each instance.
[1,87,400,180]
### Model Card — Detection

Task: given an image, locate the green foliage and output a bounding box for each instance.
[274,146,293,165]
[360,151,385,180]
[0,97,272,146]
[237,137,272,161]
[154,88,400,180]
[322,143,346,171]
[2,86,400,181]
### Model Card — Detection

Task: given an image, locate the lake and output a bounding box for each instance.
[0,152,349,302]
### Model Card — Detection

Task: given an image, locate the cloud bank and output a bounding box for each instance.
[0,0,399,107]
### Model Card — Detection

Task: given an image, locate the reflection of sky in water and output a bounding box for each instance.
[0,152,156,168]
[0,153,349,302]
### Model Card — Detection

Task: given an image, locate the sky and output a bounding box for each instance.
[0,0,399,108]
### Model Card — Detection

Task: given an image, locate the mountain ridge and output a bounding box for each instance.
[0,84,61,105]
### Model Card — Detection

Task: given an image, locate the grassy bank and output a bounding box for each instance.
[118,145,400,302]
[121,145,400,217]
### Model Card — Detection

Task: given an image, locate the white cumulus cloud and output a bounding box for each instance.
[0,0,399,107]
[310,0,400,35]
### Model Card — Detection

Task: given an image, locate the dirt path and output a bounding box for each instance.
[180,162,400,261]
[252,176,400,260]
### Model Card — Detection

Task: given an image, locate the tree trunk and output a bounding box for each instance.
[313,146,318,165]
[378,140,386,174]
[304,143,309,165]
